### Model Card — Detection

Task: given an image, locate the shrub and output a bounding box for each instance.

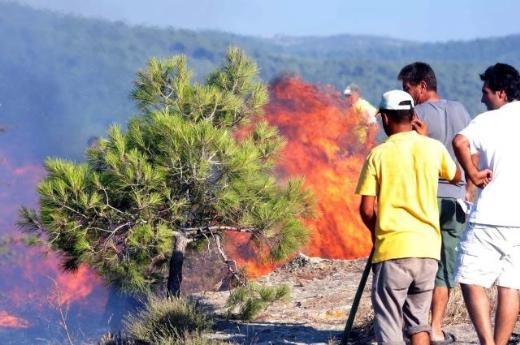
[225,283,290,320]
[124,295,212,343]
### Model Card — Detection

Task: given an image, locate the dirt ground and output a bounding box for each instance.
[193,254,520,345]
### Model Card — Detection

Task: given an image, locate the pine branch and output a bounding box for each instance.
[17,207,45,234]
[180,225,255,235]
[212,233,245,288]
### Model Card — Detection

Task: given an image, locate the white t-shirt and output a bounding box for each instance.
[458,101,520,226]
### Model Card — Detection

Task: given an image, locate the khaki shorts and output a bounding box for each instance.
[371,258,437,345]
[455,223,520,289]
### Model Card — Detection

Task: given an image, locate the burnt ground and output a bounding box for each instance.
[193,254,520,345]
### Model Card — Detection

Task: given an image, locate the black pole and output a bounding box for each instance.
[340,248,374,345]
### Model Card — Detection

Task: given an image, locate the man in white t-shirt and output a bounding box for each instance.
[453,63,520,345]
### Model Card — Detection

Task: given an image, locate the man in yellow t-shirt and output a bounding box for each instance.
[344,83,378,146]
[344,83,378,124]
[355,90,461,345]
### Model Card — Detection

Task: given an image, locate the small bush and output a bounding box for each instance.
[155,333,232,345]
[225,283,290,320]
[124,295,213,344]
[98,331,231,345]
[98,331,135,345]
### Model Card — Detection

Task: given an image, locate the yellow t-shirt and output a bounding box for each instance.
[355,131,457,263]
[353,98,377,124]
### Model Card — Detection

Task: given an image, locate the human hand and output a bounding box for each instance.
[411,114,428,135]
[470,169,493,188]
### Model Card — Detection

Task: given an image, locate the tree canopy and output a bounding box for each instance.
[20,48,313,295]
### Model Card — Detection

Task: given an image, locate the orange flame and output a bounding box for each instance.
[0,311,29,328]
[224,232,276,277]
[266,76,373,258]
[230,76,374,276]
[52,265,105,306]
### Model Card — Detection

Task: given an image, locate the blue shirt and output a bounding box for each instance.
[415,99,471,199]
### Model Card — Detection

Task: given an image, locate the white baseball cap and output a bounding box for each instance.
[378,90,414,111]
[343,83,360,96]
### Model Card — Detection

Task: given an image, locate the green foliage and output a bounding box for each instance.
[21,234,42,247]
[2,2,517,161]
[0,234,42,259]
[225,283,291,320]
[0,236,13,258]
[21,48,312,295]
[124,296,213,343]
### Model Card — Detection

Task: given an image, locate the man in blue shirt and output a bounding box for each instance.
[398,62,472,344]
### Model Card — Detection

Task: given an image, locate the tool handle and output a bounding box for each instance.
[340,248,374,345]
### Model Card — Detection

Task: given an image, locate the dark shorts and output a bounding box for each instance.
[372,258,437,344]
[435,198,466,288]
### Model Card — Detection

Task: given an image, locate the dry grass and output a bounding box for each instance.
[349,310,375,344]
[336,285,498,344]
[335,299,375,345]
[326,338,340,345]
[445,285,497,325]
[144,333,232,345]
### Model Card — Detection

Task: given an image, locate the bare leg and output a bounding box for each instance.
[410,331,430,345]
[494,286,519,345]
[461,283,495,344]
[430,286,450,340]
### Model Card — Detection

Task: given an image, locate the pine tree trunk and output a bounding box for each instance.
[167,233,188,297]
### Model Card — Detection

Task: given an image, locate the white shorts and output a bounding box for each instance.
[454,223,520,289]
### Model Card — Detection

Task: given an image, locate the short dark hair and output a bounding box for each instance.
[380,109,414,123]
[398,62,437,92]
[480,63,520,101]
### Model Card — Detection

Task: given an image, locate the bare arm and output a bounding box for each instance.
[452,134,492,188]
[464,153,480,201]
[449,166,462,185]
[359,195,376,244]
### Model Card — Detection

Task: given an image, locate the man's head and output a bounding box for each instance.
[397,62,437,104]
[378,90,415,136]
[479,63,520,110]
[344,83,361,105]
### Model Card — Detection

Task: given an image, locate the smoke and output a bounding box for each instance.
[0,149,114,342]
[0,75,374,341]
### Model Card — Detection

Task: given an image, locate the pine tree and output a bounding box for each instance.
[19,47,313,296]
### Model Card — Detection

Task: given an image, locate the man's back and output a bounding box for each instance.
[353,98,378,124]
[415,99,471,198]
[459,101,520,226]
[357,131,456,263]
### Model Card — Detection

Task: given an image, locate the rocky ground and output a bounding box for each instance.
[193,254,520,345]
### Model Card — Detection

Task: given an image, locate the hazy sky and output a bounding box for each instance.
[9,0,520,42]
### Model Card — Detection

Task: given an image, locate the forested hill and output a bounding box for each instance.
[272,34,520,64]
[1,1,519,160]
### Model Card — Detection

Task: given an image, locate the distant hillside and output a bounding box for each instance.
[272,33,520,64]
[0,1,517,160]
